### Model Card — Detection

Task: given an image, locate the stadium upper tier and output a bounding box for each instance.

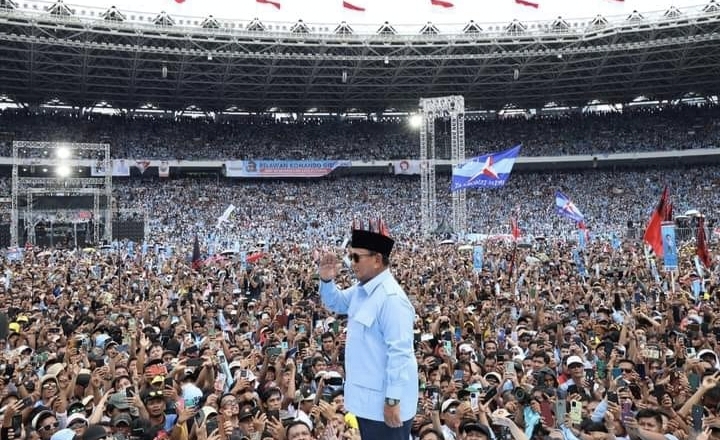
[1,106,719,160]
[1,1,720,112]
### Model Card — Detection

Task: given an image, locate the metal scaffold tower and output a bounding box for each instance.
[419,95,466,236]
[11,141,112,247]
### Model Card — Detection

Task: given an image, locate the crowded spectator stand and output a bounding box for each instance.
[0,106,716,440]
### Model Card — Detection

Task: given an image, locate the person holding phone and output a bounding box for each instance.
[318,219,418,440]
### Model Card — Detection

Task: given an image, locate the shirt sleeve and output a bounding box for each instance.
[318,280,352,315]
[378,293,415,400]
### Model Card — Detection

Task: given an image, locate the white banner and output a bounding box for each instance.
[394,160,422,175]
[91,159,131,177]
[158,161,170,178]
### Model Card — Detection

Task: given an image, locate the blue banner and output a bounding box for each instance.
[224,160,351,178]
[661,222,678,271]
[572,249,588,278]
[451,145,521,191]
[555,190,585,223]
[473,246,484,272]
[239,251,248,269]
[578,229,586,250]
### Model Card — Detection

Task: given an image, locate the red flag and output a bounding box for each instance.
[515,0,539,7]
[343,1,365,11]
[697,216,712,268]
[257,0,281,9]
[643,186,669,257]
[246,252,265,263]
[431,0,454,7]
[510,217,520,240]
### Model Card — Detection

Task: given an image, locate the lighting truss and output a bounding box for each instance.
[11,141,112,247]
[419,95,466,236]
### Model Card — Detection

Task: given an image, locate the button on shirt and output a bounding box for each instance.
[319,268,418,422]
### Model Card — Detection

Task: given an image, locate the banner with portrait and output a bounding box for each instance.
[661,222,678,271]
[158,161,170,178]
[393,160,422,175]
[473,246,484,272]
[224,160,351,178]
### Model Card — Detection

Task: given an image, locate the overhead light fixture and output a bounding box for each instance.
[56,165,71,178]
[56,146,70,159]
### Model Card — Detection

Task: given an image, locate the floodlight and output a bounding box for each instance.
[409,114,422,128]
[56,165,71,178]
[56,146,71,159]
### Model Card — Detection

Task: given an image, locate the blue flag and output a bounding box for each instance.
[555,191,585,223]
[473,246,484,272]
[451,145,521,191]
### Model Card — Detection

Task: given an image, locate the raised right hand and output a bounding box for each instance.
[318,252,339,282]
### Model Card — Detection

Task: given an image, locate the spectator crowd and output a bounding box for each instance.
[0,104,719,160]
[0,108,718,440]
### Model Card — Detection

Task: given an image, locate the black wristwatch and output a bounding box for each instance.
[385,398,400,407]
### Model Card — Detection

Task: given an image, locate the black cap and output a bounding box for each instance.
[460,421,492,438]
[350,229,394,256]
[238,406,255,421]
[82,424,108,440]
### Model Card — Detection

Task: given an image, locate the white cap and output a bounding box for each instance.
[441,399,461,413]
[566,355,584,366]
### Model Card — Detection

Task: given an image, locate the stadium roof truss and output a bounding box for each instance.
[0,1,719,113]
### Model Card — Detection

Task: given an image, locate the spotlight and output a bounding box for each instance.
[56,165,71,178]
[56,146,70,159]
[409,114,422,128]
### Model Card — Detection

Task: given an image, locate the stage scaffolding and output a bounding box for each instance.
[11,141,112,247]
[418,95,466,236]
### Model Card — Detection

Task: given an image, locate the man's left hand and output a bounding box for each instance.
[384,403,402,428]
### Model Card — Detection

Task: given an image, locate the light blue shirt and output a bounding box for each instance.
[319,268,418,422]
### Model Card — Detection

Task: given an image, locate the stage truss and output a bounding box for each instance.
[419,95,466,236]
[11,141,112,247]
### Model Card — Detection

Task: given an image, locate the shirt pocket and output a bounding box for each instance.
[347,309,383,391]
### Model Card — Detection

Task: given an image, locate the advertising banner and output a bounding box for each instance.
[224,160,350,178]
[91,159,131,177]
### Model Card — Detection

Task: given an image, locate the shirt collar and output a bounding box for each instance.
[359,268,392,297]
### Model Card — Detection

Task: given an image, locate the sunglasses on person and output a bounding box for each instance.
[40,422,60,432]
[349,252,375,263]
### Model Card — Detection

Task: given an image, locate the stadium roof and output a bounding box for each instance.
[0,0,719,113]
